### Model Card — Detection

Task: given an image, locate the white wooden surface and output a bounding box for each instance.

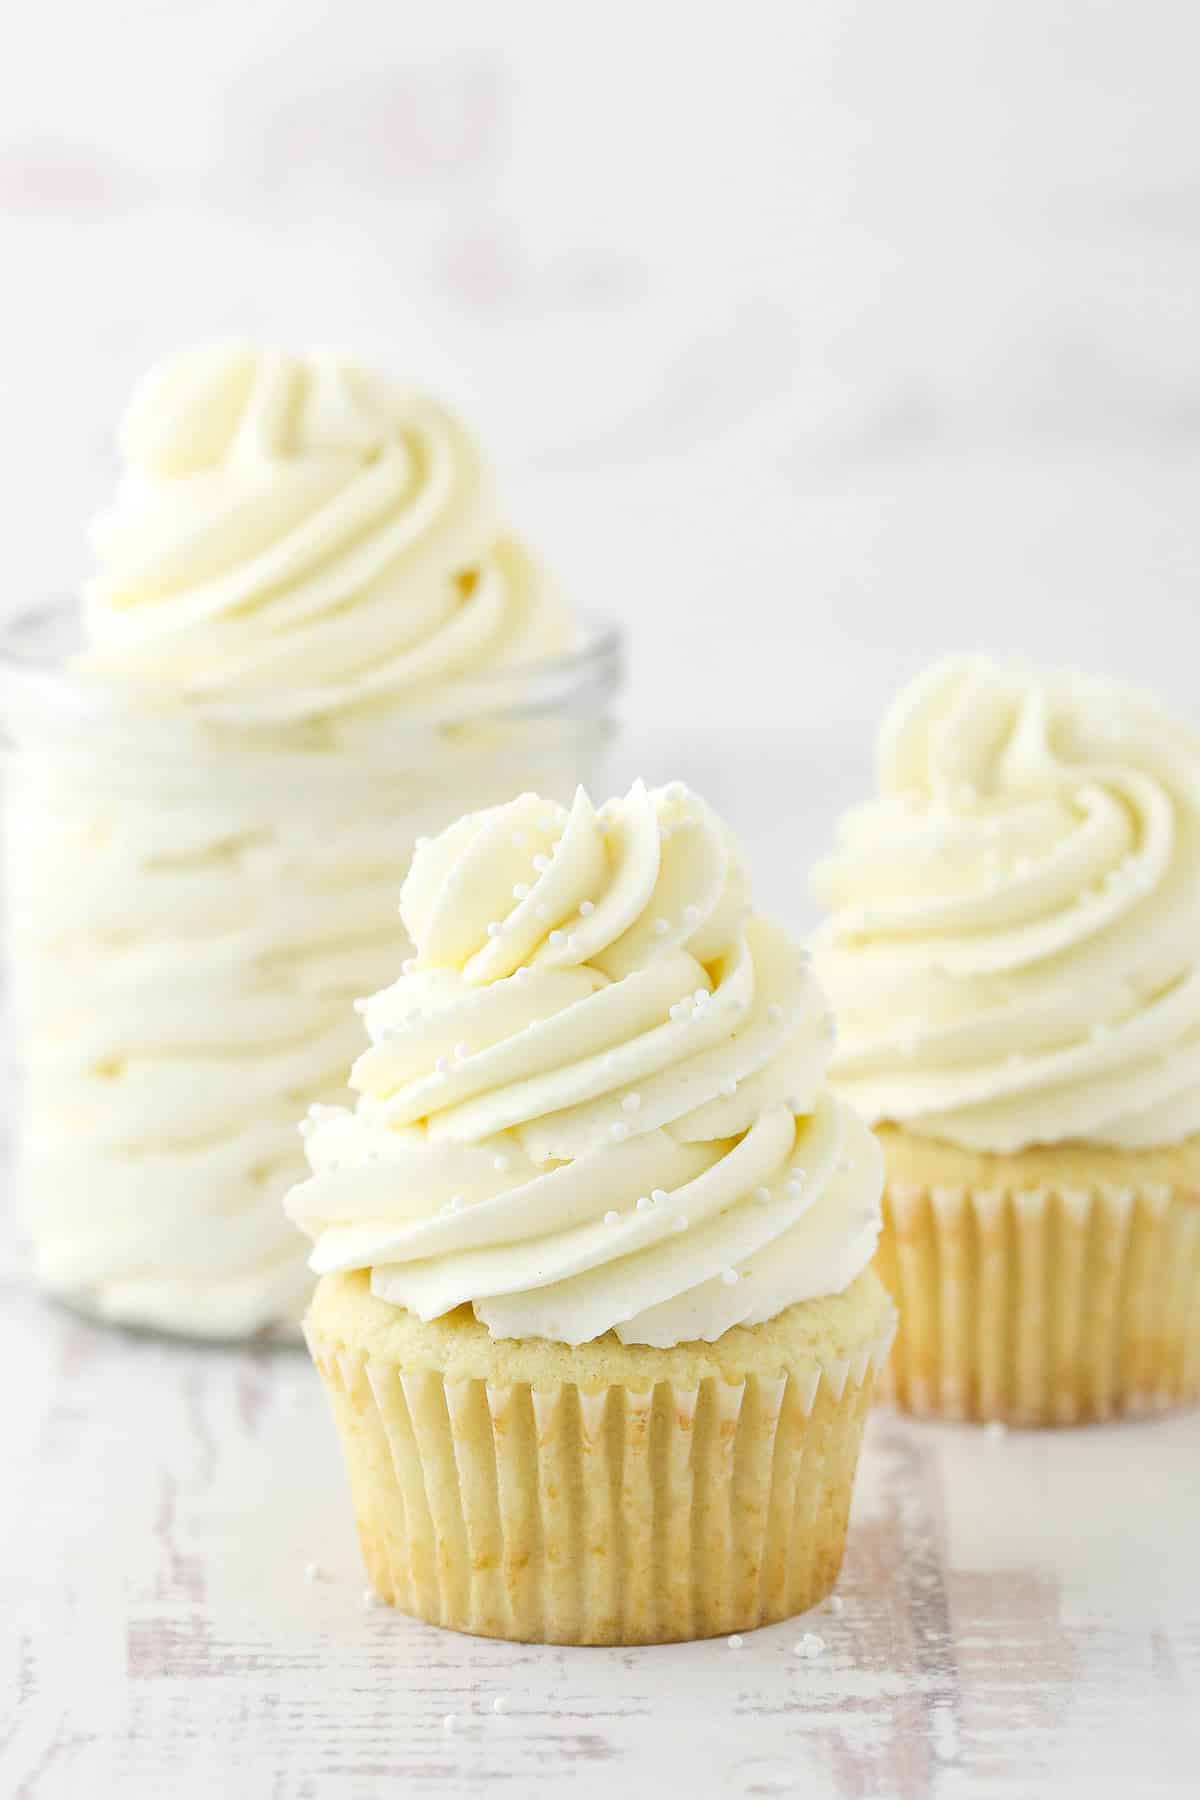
[3,1204,1198,1800]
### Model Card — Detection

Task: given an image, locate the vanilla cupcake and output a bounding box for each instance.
[812,657,1200,1425]
[287,780,894,1644]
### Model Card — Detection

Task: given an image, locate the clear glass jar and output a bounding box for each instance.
[1,603,621,1341]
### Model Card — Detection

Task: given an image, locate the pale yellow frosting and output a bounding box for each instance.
[286,781,882,1347]
[812,656,1200,1152]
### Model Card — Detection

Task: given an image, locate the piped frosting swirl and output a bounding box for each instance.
[812,656,1200,1152]
[286,781,881,1347]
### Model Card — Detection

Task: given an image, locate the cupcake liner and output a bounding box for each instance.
[306,1317,895,1645]
[876,1178,1200,1425]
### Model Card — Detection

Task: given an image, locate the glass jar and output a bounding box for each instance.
[1,603,621,1341]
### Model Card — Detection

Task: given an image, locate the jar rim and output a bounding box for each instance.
[0,599,623,739]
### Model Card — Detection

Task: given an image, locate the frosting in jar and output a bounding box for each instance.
[811,656,1200,1152]
[9,344,596,1338]
[286,781,882,1348]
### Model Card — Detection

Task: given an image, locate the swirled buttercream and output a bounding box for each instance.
[9,344,597,1337]
[811,657,1200,1152]
[285,781,882,1347]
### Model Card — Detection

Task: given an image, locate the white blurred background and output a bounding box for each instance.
[3,0,1198,922]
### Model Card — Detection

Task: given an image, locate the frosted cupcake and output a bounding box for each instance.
[812,657,1200,1425]
[287,780,894,1643]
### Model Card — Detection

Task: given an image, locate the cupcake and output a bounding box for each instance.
[287,779,894,1643]
[812,656,1200,1425]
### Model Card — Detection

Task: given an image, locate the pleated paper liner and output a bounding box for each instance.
[306,1286,896,1646]
[875,1179,1200,1426]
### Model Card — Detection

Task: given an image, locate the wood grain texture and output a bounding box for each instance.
[2,1238,1197,1800]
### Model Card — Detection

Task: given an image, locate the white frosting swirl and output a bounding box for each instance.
[79,342,570,721]
[286,781,881,1348]
[812,657,1200,1152]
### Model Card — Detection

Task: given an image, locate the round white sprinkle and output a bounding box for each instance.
[304,1562,323,1583]
[548,929,566,947]
[651,1189,668,1204]
[580,899,595,916]
[669,1002,690,1023]
[694,988,708,1005]
[653,918,670,936]
[610,1121,630,1141]
[402,958,417,975]
[674,1215,688,1233]
[493,1694,508,1714]
[720,1077,737,1097]
[721,1269,739,1287]
[435,1056,450,1074]
[533,854,550,872]
[754,1186,771,1204]
[513,883,530,900]
[636,1195,653,1211]
[362,1589,382,1611]
[622,1093,641,1113]
[486,921,502,939]
[455,1042,469,1061]
[604,1210,620,1226]
[442,1713,456,1731]
[493,1154,510,1172]
[449,1194,464,1213]
[795,1632,825,1657]
[767,1004,783,1024]
[828,1595,845,1615]
[727,1633,744,1649]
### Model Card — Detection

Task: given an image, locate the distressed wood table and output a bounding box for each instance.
[3,1237,1197,1800]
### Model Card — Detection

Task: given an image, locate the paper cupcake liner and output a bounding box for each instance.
[875,1178,1200,1425]
[306,1319,894,1645]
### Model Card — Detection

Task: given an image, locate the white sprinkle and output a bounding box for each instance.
[449,1194,464,1213]
[754,1186,771,1204]
[487,921,502,939]
[455,1042,469,1061]
[493,1694,509,1714]
[442,1713,456,1731]
[720,1077,737,1098]
[684,905,701,926]
[402,958,417,975]
[610,1121,630,1141]
[636,1195,653,1212]
[827,1595,845,1615]
[513,883,530,900]
[767,1004,783,1024]
[795,1632,825,1658]
[533,854,550,872]
[722,1269,739,1287]
[984,1419,1008,1441]
[669,1002,690,1023]
[604,1210,620,1226]
[579,899,595,916]
[622,1093,641,1113]
[435,1056,450,1074]
[304,1561,323,1583]
[674,1215,688,1233]
[653,918,670,936]
[362,1589,382,1611]
[651,1189,668,1204]
[514,966,532,982]
[727,1633,744,1649]
[694,988,710,1006]
[512,832,528,849]
[493,1154,510,1172]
